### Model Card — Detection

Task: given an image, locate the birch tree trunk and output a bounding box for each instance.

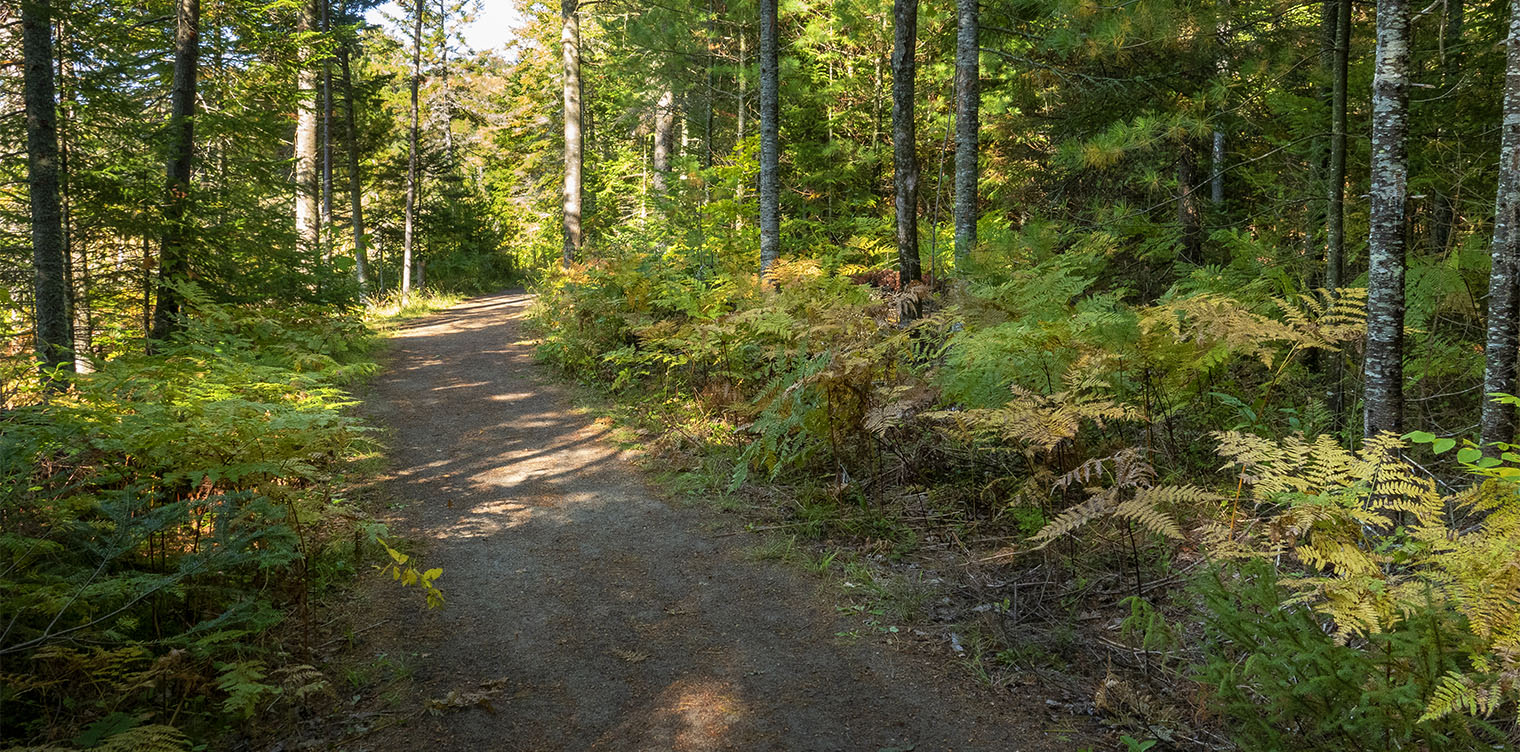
[952,0,978,267]
[1481,4,1520,450]
[339,44,369,292]
[402,0,422,295]
[892,0,921,320]
[21,0,74,381]
[758,0,780,280]
[151,0,198,344]
[295,0,320,261]
[1363,0,1412,437]
[561,0,583,265]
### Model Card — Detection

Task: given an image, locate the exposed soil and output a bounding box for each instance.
[348,292,1100,751]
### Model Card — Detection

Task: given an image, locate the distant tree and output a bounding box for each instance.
[295,0,320,260]
[151,0,200,344]
[758,0,779,281]
[652,88,676,193]
[561,0,583,265]
[338,30,370,292]
[952,0,978,267]
[403,0,423,293]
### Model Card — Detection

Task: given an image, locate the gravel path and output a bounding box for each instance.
[358,292,1088,751]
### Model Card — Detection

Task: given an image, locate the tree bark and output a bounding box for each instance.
[1482,4,1520,450]
[952,0,978,267]
[1177,141,1203,264]
[892,0,921,319]
[561,0,583,265]
[758,0,780,280]
[735,27,746,231]
[1324,0,1351,427]
[1363,0,1412,438]
[1211,0,1230,206]
[21,0,74,381]
[295,0,320,261]
[652,87,675,193]
[150,0,199,344]
[339,44,369,292]
[321,0,333,235]
[403,0,422,294]
[1326,0,1349,292]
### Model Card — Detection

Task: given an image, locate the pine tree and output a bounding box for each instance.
[20,0,74,382]
[150,0,199,344]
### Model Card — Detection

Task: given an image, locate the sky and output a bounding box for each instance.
[366,1,527,54]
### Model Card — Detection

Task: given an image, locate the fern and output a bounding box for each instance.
[1213,430,1520,724]
[1027,449,1215,548]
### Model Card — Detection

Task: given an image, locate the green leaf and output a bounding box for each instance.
[1456,447,1483,464]
[1431,438,1455,454]
[1403,431,1437,444]
[75,712,140,748]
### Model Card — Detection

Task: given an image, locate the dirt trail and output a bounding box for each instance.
[358,292,1088,751]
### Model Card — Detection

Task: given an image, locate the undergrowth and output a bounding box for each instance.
[0,286,447,750]
[528,219,1519,747]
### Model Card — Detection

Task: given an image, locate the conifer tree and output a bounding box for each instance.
[892,0,921,317]
[20,0,73,381]
[150,0,200,343]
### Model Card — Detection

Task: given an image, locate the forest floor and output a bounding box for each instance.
[335,291,1102,751]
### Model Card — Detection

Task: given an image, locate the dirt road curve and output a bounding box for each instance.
[359,292,1087,751]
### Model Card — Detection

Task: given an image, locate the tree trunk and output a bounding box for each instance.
[1211,0,1230,206]
[735,27,746,231]
[321,0,333,236]
[952,0,978,267]
[758,0,780,280]
[438,0,454,163]
[55,8,81,363]
[403,0,422,295]
[652,88,675,193]
[1481,4,1520,450]
[1177,142,1203,264]
[1363,0,1412,438]
[561,0,583,265]
[1326,0,1350,292]
[150,0,199,345]
[21,0,74,381]
[295,0,320,262]
[892,0,921,319]
[1325,0,1351,427]
[339,45,369,292]
[704,0,714,169]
